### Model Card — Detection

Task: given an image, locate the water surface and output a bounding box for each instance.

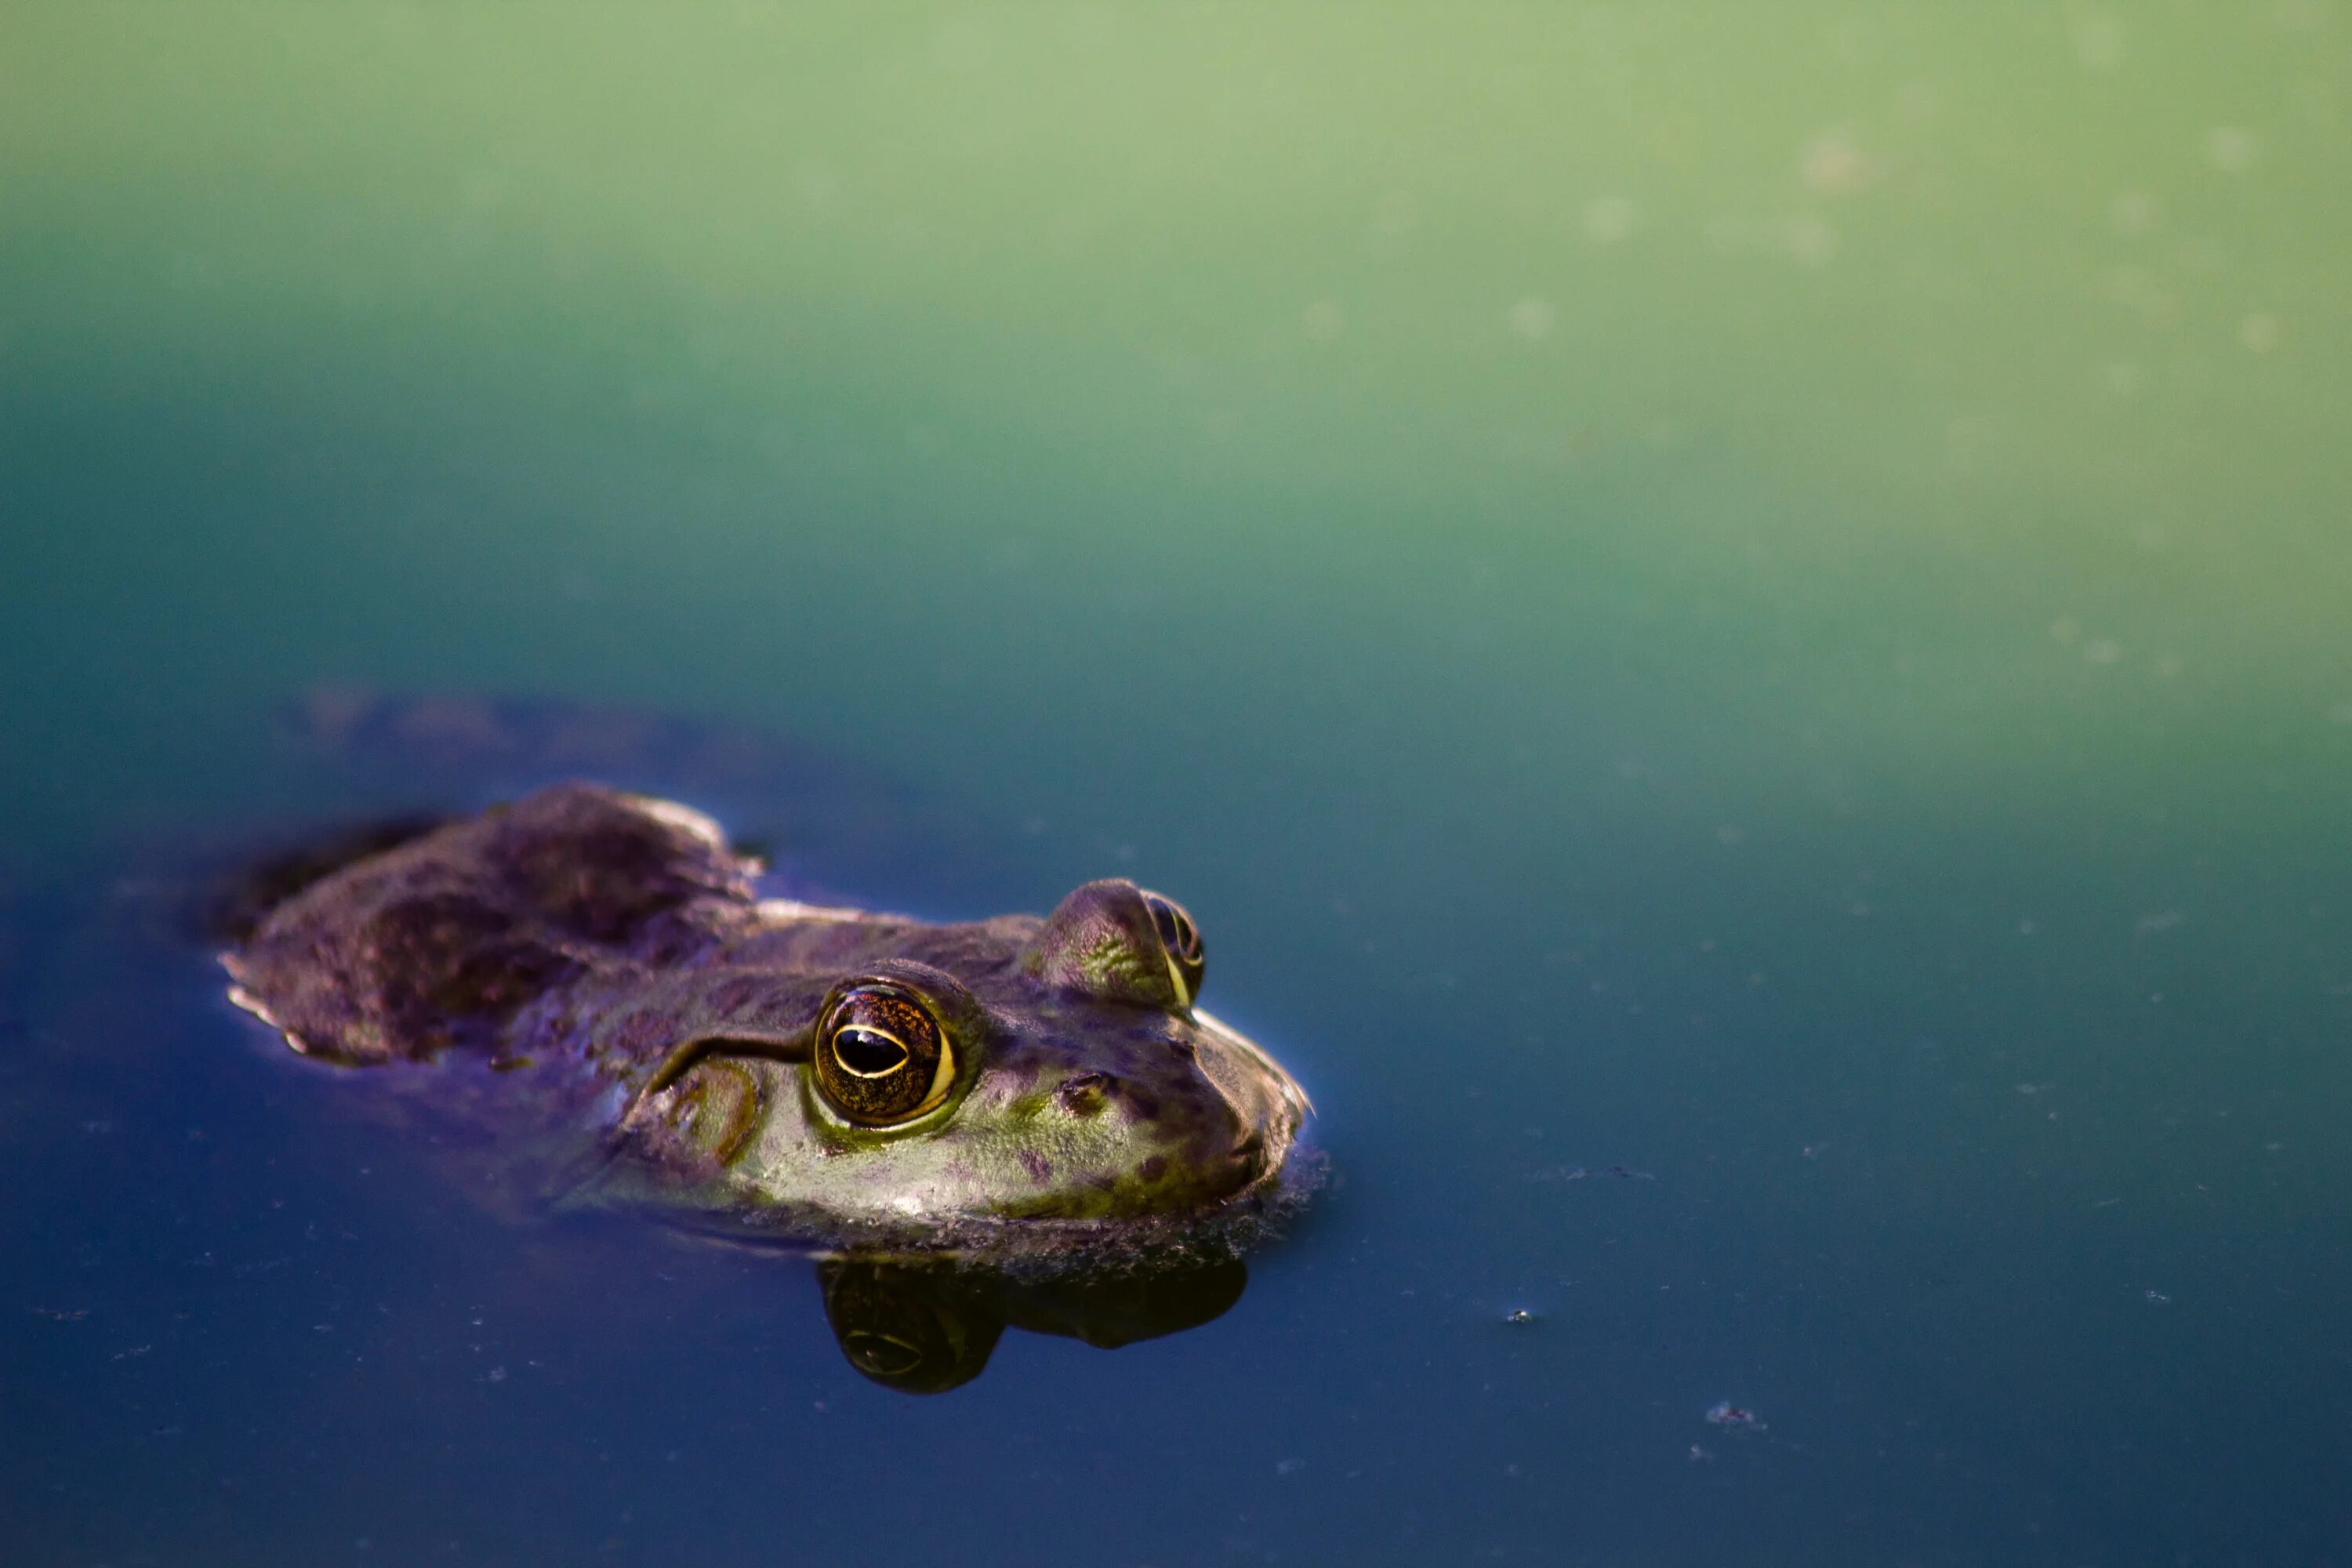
[4,6,2348,1563]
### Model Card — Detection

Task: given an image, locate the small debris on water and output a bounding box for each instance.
[1705,1401,1764,1432]
[1504,1308,1537,1327]
[2145,1289,2170,1305]
[1276,1457,1305,1476]
[1526,1162,1655,1183]
[1688,1444,1714,1463]
[30,1307,89,1321]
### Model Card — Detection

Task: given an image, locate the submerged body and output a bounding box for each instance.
[222,782,1309,1251]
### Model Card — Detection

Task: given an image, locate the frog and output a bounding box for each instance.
[218,771,1313,1257]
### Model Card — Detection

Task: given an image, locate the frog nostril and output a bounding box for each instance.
[1056,1072,1112,1116]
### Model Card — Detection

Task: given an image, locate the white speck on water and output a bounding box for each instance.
[486,1367,506,1384]
[1784,216,1838,266]
[1302,299,1345,341]
[2239,313,2283,352]
[2110,191,2160,234]
[2018,918,2038,935]
[2145,1288,2171,1305]
[2083,638,2123,665]
[2049,616,2082,644]
[1802,129,1873,194]
[1583,196,1638,244]
[2207,126,2260,172]
[2136,911,2186,933]
[1276,1457,1305,1476]
[1508,297,1557,340]
[2067,4,2127,72]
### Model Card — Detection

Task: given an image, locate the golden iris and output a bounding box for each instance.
[811,983,955,1126]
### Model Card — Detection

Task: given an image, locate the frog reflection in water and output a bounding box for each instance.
[221,782,1312,1390]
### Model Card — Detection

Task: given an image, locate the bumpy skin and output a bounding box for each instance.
[223,784,1308,1246]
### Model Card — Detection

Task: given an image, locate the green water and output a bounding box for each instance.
[5,5,2349,1563]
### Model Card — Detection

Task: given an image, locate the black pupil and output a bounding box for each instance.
[833,1026,907,1076]
[1147,896,1199,961]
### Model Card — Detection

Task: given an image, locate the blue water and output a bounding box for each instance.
[5,693,2343,1566]
[7,6,2351,1563]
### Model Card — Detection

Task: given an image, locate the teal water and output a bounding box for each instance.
[5,5,2349,1563]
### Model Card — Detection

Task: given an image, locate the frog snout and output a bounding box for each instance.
[1185,1079,1284,1200]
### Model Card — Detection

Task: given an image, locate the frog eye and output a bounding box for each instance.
[812,983,956,1127]
[1140,890,1206,1007]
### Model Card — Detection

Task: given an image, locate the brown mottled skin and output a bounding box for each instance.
[223,783,1310,1246]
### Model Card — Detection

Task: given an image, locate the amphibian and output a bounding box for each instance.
[221,781,1311,1254]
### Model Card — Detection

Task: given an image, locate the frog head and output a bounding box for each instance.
[610,878,1310,1238]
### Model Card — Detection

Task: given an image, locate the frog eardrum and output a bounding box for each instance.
[812,981,956,1126]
